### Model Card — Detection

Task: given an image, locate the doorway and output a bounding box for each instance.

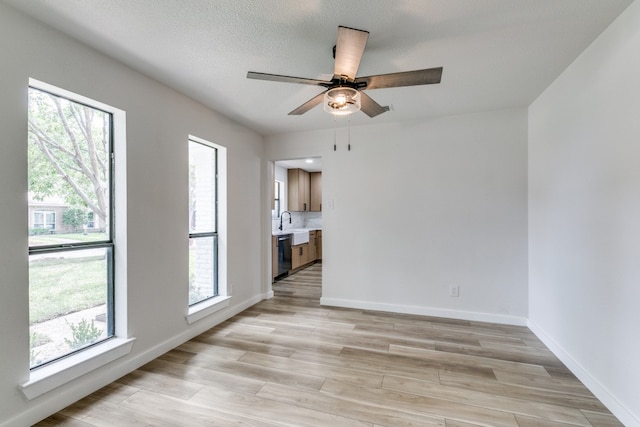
[270,157,323,288]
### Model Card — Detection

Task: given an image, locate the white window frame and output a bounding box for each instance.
[20,78,133,400]
[186,135,229,324]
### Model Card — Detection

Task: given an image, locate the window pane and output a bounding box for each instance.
[272,181,281,218]
[29,247,112,367]
[28,87,111,246]
[189,236,217,305]
[189,141,216,233]
[33,212,44,228]
[28,84,115,370]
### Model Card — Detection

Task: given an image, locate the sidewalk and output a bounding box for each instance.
[30,304,107,366]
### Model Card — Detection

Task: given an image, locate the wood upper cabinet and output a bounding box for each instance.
[287,168,310,211]
[310,172,322,212]
[288,168,322,212]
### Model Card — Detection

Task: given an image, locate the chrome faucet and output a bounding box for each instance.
[279,211,292,231]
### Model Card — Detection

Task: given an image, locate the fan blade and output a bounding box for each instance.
[334,26,369,81]
[356,67,443,90]
[359,91,389,118]
[247,71,331,87]
[288,91,326,115]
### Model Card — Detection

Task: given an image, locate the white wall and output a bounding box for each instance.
[266,108,529,324]
[0,4,265,426]
[528,1,640,425]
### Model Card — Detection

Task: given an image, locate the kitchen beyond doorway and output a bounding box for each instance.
[272,157,322,283]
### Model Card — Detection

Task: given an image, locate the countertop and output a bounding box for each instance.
[272,227,321,236]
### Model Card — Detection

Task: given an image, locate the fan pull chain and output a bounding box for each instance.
[333,116,337,151]
[348,114,351,151]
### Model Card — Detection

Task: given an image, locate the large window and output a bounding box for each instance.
[28,85,114,369]
[188,137,218,305]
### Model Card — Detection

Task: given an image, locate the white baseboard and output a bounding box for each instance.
[5,293,264,427]
[320,297,528,326]
[528,320,640,427]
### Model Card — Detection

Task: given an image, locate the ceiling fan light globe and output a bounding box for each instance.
[324,87,361,115]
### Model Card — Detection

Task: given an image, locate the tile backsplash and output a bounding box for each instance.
[272,211,322,233]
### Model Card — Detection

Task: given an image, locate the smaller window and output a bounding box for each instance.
[188,138,218,306]
[273,181,282,218]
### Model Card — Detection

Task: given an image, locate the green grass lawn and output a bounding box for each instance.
[29,232,108,246]
[29,255,107,324]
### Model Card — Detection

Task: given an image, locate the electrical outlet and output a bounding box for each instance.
[449,285,459,297]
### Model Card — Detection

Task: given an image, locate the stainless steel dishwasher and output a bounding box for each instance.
[277,234,292,277]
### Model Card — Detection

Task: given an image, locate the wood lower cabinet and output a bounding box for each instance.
[272,236,278,280]
[289,230,322,272]
[316,230,322,260]
[308,231,317,261]
[291,243,309,270]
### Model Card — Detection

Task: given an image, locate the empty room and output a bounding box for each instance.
[0,1,639,426]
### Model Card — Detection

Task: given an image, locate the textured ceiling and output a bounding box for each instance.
[4,0,634,136]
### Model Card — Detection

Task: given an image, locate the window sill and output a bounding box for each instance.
[186,295,231,324]
[20,337,135,400]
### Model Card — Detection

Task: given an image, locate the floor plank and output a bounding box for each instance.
[256,382,445,427]
[34,263,622,426]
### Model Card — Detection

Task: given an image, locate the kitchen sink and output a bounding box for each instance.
[291,230,309,245]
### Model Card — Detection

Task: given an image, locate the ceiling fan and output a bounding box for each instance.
[247,26,443,118]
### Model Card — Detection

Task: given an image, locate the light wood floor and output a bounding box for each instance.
[36,263,622,426]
